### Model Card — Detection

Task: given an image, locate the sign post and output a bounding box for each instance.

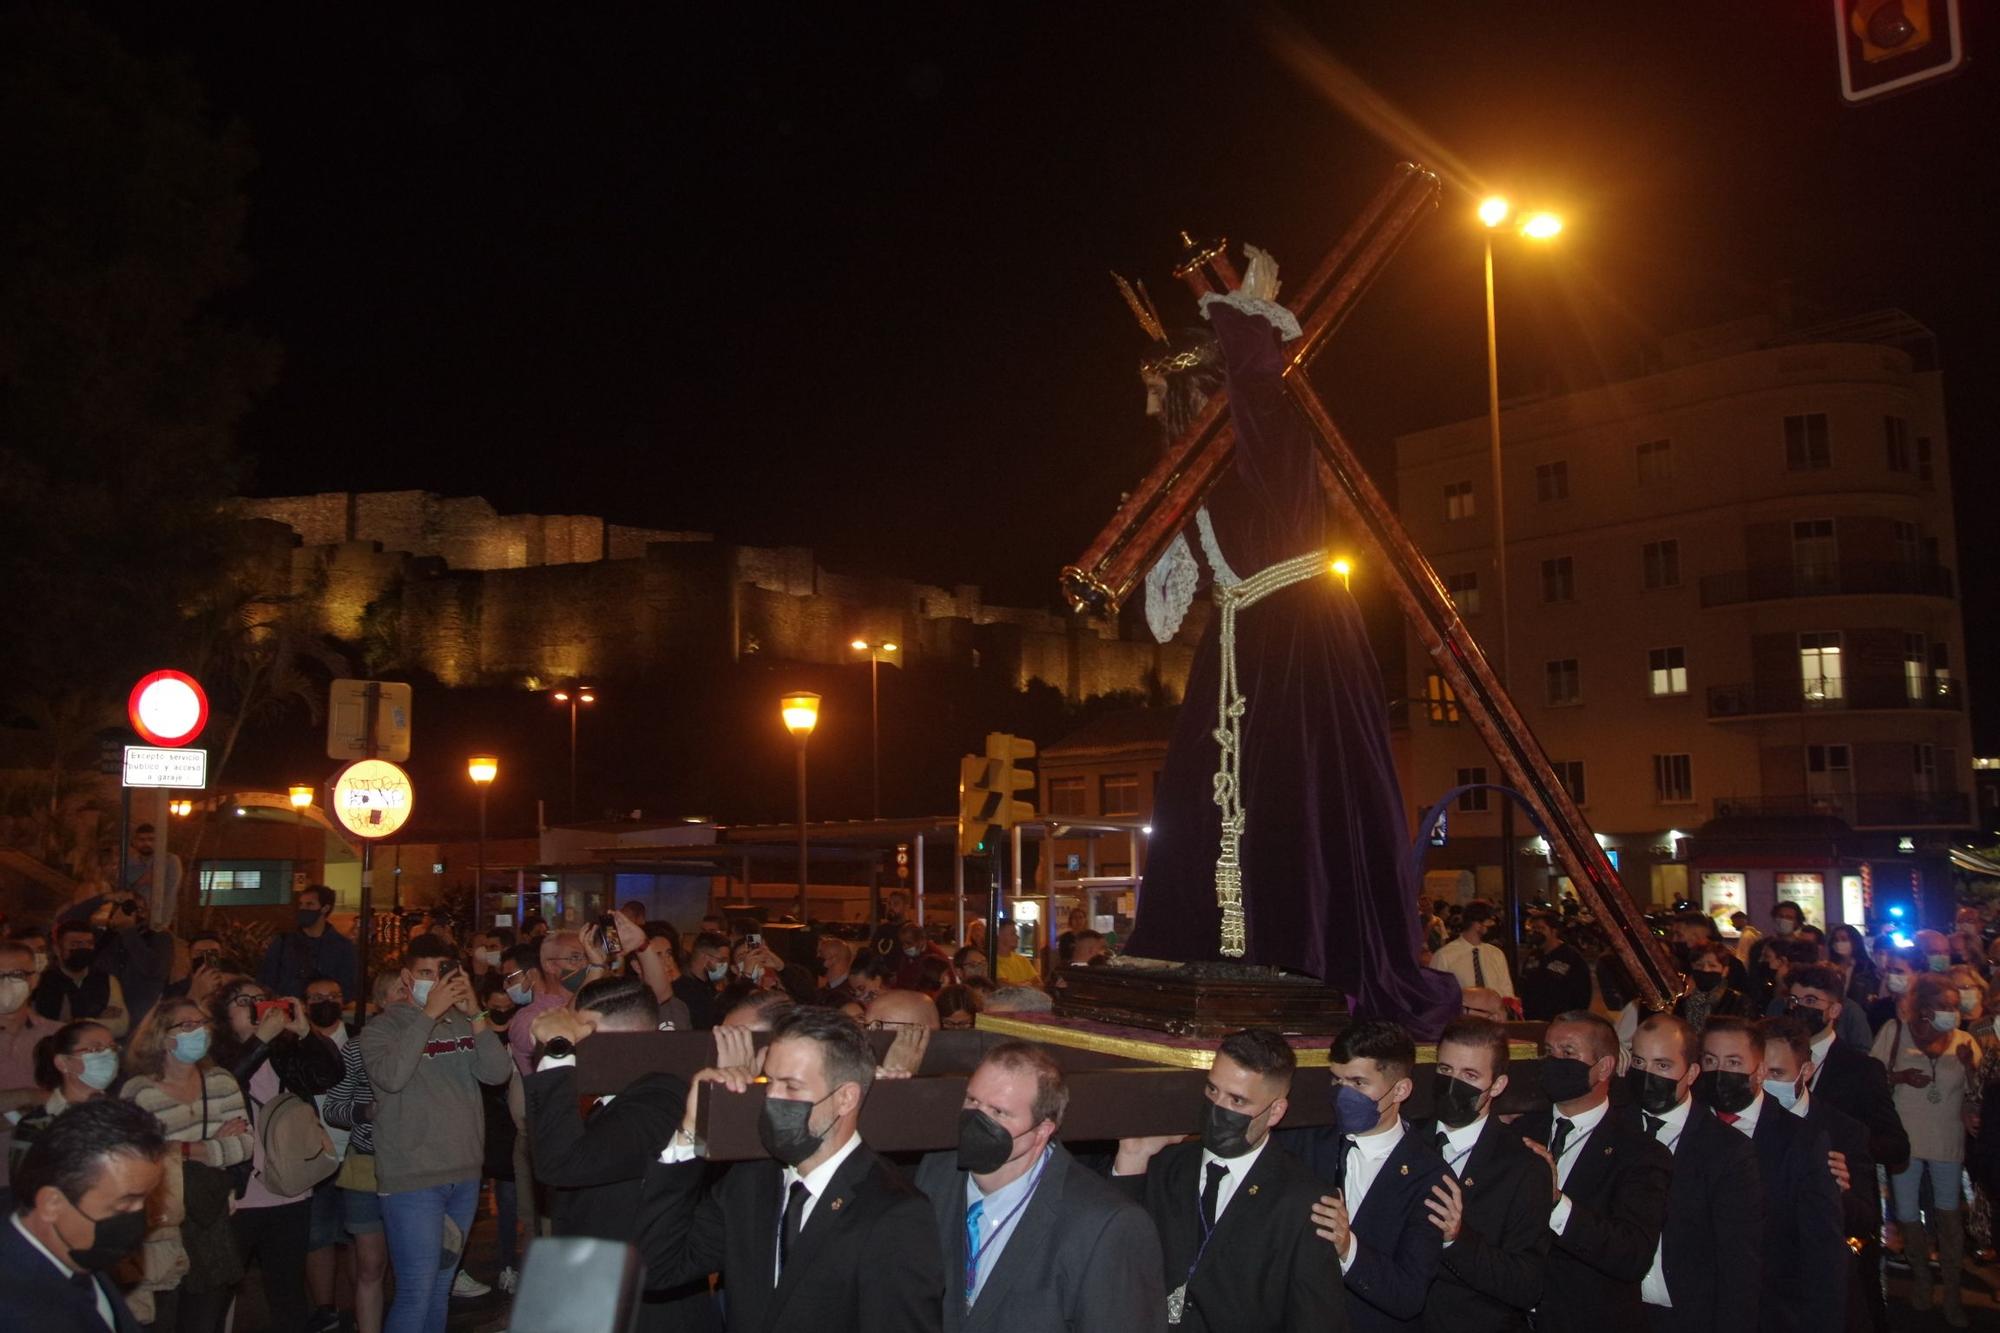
[328,678,416,1028]
[126,670,209,929]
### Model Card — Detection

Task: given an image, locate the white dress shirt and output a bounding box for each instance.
[1338,1120,1406,1271]
[1639,1095,1696,1307]
[1546,1096,1611,1235]
[1808,1026,1836,1091]
[12,1213,113,1330]
[1718,1089,1765,1140]
[1438,1115,1483,1177]
[1429,937,1516,998]
[1196,1134,1270,1225]
[779,1129,864,1272]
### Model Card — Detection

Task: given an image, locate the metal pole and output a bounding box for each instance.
[1485,232,1521,958]
[569,698,579,818]
[477,785,489,926]
[794,738,810,922]
[914,832,925,927]
[151,789,171,930]
[117,788,131,906]
[869,654,881,821]
[356,841,373,1030]
[954,842,966,943]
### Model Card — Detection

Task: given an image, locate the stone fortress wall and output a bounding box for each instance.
[231,490,1196,701]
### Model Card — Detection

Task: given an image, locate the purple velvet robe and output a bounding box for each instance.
[1123,302,1458,1037]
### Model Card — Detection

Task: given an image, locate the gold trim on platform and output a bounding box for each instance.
[977,1014,1540,1068]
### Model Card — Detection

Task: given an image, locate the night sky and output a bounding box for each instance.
[103,4,2000,743]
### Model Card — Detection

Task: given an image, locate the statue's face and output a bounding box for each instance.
[1141,368,1167,420]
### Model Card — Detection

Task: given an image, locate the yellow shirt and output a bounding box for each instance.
[994,953,1040,987]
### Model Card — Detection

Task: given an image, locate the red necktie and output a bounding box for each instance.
[1717,1112,1740,1125]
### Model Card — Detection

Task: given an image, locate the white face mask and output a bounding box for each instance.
[1886,973,1912,995]
[1763,1074,1804,1112]
[0,978,27,1015]
[410,979,434,1007]
[1930,1010,1961,1032]
[1774,919,1798,937]
[477,950,502,967]
[78,1049,121,1091]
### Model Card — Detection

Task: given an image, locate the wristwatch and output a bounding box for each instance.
[544,1036,575,1059]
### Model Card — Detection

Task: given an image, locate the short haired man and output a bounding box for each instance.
[1696,1016,1844,1333]
[862,989,939,1032]
[508,931,599,1074]
[719,988,795,1032]
[990,922,1039,988]
[1112,1029,1342,1330]
[1419,1015,1551,1332]
[259,884,359,1001]
[121,822,182,925]
[816,936,858,1006]
[1627,1013,1764,1333]
[33,922,127,1037]
[1761,1017,1879,1333]
[1429,901,1515,1002]
[0,938,63,1188]
[640,1007,942,1331]
[1785,965,1906,1169]
[675,932,732,1031]
[982,985,1052,1016]
[1731,911,1762,963]
[1518,912,1590,1022]
[913,1040,1165,1330]
[359,935,514,1333]
[1281,1020,1447,1332]
[1512,1010,1671,1332]
[1,1097,166,1331]
[525,975,719,1331]
[1770,901,1805,939]
[1458,987,1508,1023]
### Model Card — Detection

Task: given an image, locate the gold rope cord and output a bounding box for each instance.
[1210,549,1329,957]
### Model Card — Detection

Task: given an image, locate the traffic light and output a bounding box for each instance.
[1837,0,1963,104]
[956,732,1037,857]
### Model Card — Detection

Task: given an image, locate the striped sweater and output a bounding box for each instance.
[122,1069,255,1168]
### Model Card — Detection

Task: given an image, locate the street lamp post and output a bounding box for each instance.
[468,755,498,923]
[550,686,596,818]
[780,693,821,922]
[1478,195,1562,956]
[288,784,314,885]
[848,641,900,820]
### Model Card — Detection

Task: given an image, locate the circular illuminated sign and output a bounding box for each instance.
[128,670,209,747]
[330,759,415,840]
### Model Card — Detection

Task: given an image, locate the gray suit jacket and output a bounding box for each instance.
[912,1142,1167,1333]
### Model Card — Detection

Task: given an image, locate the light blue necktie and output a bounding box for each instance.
[964,1197,985,1304]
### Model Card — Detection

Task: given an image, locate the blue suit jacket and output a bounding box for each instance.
[0,1204,143,1333]
[1278,1122,1446,1332]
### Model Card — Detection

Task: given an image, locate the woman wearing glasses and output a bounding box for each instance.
[123,998,256,1332]
[7,1020,118,1173]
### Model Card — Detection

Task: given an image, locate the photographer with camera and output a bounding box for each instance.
[361,935,513,1333]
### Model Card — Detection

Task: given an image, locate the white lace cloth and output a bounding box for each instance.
[1198,289,1302,342]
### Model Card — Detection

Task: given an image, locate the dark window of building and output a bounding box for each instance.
[1445,481,1476,521]
[1099,773,1139,817]
[1653,753,1694,803]
[1545,658,1581,706]
[1456,767,1489,811]
[1916,436,1934,487]
[1445,570,1480,614]
[1535,461,1569,502]
[1885,416,1912,472]
[1791,519,1837,590]
[1641,539,1681,590]
[1540,556,1575,604]
[1047,776,1086,817]
[1554,761,1587,805]
[1785,413,1831,471]
[1637,438,1673,482]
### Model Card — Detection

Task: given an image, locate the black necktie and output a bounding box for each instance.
[1434,1128,1450,1154]
[1201,1161,1227,1231]
[1472,946,1486,987]
[1549,1116,1573,1162]
[1643,1113,1666,1139]
[779,1180,810,1277]
[1333,1136,1353,1192]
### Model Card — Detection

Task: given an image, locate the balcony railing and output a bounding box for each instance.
[1699,561,1955,608]
[1707,675,1961,718]
[1712,791,1971,827]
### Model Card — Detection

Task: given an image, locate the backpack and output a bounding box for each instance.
[256,1090,340,1198]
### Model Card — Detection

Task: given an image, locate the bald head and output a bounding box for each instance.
[863,988,939,1030]
[1460,987,1506,1021]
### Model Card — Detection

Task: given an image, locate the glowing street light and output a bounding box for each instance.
[288,784,315,810]
[550,685,598,818]
[849,640,902,819]
[1520,211,1564,240]
[168,799,193,819]
[468,754,497,913]
[288,783,315,873]
[780,692,821,920]
[1477,196,1511,228]
[1330,557,1353,590]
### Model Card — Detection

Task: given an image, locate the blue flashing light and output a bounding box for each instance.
[1889,906,1905,917]
[1892,933,1914,949]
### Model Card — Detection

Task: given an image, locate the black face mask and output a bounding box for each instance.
[1694,1069,1757,1115]
[956,1109,1021,1174]
[1432,1072,1486,1129]
[1691,970,1724,992]
[1624,1067,1685,1116]
[1538,1056,1597,1105]
[64,948,95,973]
[296,909,324,932]
[1200,1099,1270,1158]
[758,1090,838,1168]
[1788,999,1828,1032]
[67,1202,148,1271]
[305,1000,344,1029]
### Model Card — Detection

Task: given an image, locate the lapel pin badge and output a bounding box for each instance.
[830,1198,844,1211]
[1246,1184,1259,1196]
[1399,1164,1409,1176]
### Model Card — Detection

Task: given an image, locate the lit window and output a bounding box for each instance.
[1425,672,1462,725]
[1648,647,1687,697]
[1800,632,1843,704]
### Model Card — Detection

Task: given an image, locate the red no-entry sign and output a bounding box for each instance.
[128,670,209,747]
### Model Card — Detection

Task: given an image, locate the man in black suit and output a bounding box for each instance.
[637,1006,943,1331]
[1696,1016,1845,1333]
[1417,1015,1551,1332]
[1518,911,1592,1022]
[913,1040,1166,1333]
[1762,1016,1879,1333]
[1627,1013,1764,1333]
[1788,964,1910,1167]
[1288,1020,1447,1332]
[1111,1028,1344,1331]
[1512,1010,1671,1333]
[0,1098,165,1332]
[526,974,721,1332]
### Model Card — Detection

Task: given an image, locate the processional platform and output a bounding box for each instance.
[1051,960,1349,1041]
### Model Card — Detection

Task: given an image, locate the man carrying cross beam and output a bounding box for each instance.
[1118,243,1458,1035]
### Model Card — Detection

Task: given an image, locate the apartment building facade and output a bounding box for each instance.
[1395,312,1971,931]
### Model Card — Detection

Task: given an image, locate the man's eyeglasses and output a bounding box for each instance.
[864,1019,928,1031]
[0,971,30,985]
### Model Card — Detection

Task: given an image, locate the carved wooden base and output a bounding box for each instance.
[1052,960,1349,1039]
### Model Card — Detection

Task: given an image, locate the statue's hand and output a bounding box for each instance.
[1239,244,1281,303]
